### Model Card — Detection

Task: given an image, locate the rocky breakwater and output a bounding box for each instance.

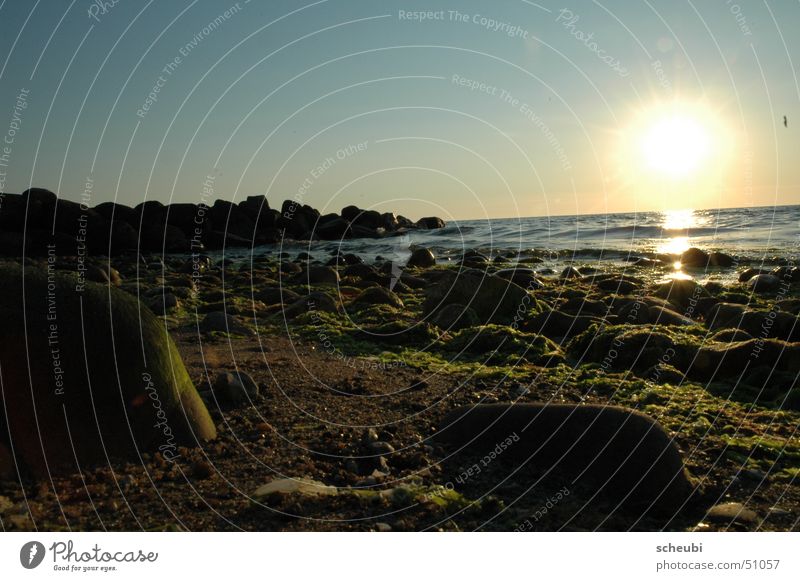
[0,264,216,478]
[0,187,446,257]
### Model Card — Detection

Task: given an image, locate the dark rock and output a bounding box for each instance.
[0,264,215,476]
[407,248,436,268]
[416,216,445,229]
[648,306,694,326]
[680,248,710,268]
[437,403,694,513]
[708,252,734,267]
[315,215,349,240]
[212,371,259,406]
[494,267,543,289]
[748,274,780,293]
[738,268,769,283]
[147,292,179,315]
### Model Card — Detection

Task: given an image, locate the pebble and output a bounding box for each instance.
[704,502,759,526]
[367,441,395,455]
[374,522,392,532]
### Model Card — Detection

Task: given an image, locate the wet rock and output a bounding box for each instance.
[680,248,710,268]
[748,274,780,293]
[560,266,581,279]
[406,248,436,268]
[0,264,215,476]
[437,403,693,513]
[708,252,735,267]
[352,287,404,309]
[704,502,758,526]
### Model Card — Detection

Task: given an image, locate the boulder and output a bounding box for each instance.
[748,274,780,293]
[351,287,404,309]
[437,403,694,513]
[0,265,215,476]
[416,216,445,229]
[406,248,436,268]
[680,248,710,268]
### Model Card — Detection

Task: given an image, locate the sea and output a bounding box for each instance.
[229,204,799,283]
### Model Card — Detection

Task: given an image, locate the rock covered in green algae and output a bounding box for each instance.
[0,264,216,476]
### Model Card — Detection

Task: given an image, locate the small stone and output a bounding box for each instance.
[374,522,392,532]
[361,428,379,445]
[367,441,395,455]
[705,502,758,525]
[191,460,215,480]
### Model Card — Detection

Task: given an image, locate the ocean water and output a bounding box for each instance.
[230,205,798,280]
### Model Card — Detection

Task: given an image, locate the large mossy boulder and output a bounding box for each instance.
[0,265,216,477]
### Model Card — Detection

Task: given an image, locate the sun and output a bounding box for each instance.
[612,99,735,208]
[641,115,710,178]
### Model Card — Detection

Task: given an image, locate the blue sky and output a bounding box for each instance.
[0,0,797,220]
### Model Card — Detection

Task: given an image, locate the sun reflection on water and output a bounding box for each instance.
[657,209,703,258]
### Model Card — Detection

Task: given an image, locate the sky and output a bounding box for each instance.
[0,0,798,221]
